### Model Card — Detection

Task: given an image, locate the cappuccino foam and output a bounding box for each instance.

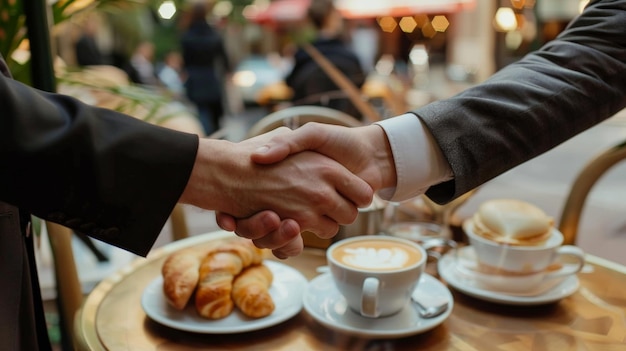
[332,240,422,271]
[472,199,553,246]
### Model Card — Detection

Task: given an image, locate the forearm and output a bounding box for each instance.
[183,133,373,231]
[1,75,198,255]
[417,0,626,203]
[179,138,244,212]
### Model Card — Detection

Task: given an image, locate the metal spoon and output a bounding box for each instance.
[411,291,449,319]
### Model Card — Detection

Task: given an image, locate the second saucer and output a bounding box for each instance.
[438,247,580,306]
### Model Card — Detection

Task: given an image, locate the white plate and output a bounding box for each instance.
[141,260,308,334]
[438,247,580,306]
[303,273,453,338]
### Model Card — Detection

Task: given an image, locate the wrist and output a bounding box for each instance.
[179,138,228,209]
[368,124,397,189]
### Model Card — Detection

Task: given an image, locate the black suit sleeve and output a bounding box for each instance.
[0,75,199,256]
[415,0,626,204]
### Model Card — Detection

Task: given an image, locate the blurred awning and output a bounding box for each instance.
[336,0,476,18]
[251,0,475,25]
[253,0,311,24]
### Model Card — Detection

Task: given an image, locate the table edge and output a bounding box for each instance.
[73,230,236,350]
[73,232,626,350]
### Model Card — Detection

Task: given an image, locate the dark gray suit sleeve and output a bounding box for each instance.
[0,74,199,256]
[414,0,626,204]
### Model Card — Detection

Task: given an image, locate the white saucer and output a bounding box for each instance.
[438,247,580,306]
[141,260,308,334]
[303,273,453,338]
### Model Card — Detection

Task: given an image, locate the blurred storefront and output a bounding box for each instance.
[249,0,479,75]
[245,0,486,110]
[492,0,588,69]
[46,1,587,89]
[29,0,590,116]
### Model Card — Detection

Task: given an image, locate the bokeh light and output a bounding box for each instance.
[431,15,449,32]
[213,0,233,18]
[378,17,398,33]
[421,22,436,38]
[157,1,176,20]
[494,7,517,32]
[399,16,418,33]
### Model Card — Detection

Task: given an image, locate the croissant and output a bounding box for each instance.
[232,264,275,318]
[195,238,265,319]
[162,245,217,310]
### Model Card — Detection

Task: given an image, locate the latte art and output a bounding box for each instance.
[341,247,410,270]
[327,236,426,318]
[331,239,422,271]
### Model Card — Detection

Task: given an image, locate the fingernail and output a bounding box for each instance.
[255,145,269,153]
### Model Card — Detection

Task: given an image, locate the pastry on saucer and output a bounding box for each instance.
[471,199,553,246]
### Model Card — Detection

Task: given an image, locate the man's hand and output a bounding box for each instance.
[215,123,398,257]
[216,211,302,259]
[251,123,396,190]
[180,126,375,258]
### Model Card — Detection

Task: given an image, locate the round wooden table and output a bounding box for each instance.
[74,231,626,350]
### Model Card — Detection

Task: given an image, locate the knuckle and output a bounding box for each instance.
[307,190,331,208]
[316,223,339,239]
[344,205,359,224]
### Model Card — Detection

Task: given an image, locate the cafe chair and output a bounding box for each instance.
[170,204,189,241]
[558,140,626,245]
[245,105,363,139]
[255,81,294,108]
[46,205,189,349]
[46,221,83,351]
[362,79,406,117]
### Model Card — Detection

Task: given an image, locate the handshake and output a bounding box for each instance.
[179,122,399,260]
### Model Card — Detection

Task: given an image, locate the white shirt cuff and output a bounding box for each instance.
[374,113,453,202]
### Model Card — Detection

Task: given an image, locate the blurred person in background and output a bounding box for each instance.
[180,2,231,136]
[74,15,106,67]
[158,50,187,97]
[286,0,366,119]
[127,40,158,86]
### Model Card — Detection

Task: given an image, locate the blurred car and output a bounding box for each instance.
[231,55,291,106]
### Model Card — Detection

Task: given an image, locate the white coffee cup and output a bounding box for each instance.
[326,236,426,318]
[463,219,585,290]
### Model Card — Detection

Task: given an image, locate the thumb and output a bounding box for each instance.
[250,142,291,164]
[251,125,322,164]
[215,212,236,232]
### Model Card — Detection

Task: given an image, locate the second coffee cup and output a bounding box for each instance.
[326,236,426,318]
